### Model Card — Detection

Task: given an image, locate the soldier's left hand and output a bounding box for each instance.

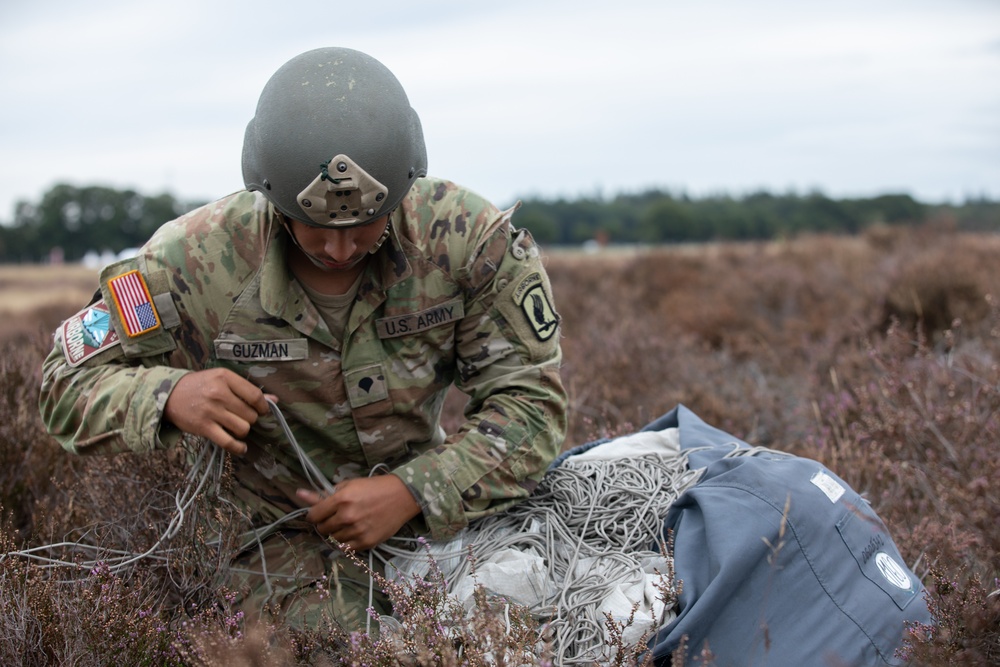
[297,475,421,551]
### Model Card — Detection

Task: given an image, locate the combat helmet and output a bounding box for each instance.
[242,47,427,227]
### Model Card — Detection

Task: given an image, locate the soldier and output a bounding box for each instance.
[38,47,567,632]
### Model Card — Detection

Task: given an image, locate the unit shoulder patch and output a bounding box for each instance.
[512,272,558,341]
[60,301,121,367]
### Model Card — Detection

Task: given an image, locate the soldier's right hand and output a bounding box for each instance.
[163,368,272,456]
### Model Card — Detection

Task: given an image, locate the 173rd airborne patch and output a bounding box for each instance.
[512,272,558,341]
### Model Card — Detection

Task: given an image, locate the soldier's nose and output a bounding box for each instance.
[324,231,357,262]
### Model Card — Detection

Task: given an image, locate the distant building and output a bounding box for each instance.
[81,247,138,270]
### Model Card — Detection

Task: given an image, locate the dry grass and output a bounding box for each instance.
[2,224,999,665]
[0,263,98,314]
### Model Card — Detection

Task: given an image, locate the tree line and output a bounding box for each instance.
[516,189,1000,245]
[0,185,195,263]
[1,183,997,263]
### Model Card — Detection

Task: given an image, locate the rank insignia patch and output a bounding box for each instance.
[61,301,121,366]
[107,270,161,337]
[512,272,558,341]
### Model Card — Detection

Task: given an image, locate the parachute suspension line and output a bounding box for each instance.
[266,397,389,635]
[0,437,227,576]
[267,398,337,496]
[0,399,330,577]
[377,447,705,665]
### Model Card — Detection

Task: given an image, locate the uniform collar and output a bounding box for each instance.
[364,208,413,294]
[258,209,413,330]
[259,222,310,321]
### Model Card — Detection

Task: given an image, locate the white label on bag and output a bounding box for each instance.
[810,471,845,503]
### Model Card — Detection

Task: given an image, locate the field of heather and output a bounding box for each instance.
[1,223,997,665]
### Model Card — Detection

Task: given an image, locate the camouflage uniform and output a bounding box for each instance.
[39,177,567,631]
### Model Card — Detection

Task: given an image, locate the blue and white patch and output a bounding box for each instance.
[60,301,121,367]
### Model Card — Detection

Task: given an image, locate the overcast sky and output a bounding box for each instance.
[1,0,998,222]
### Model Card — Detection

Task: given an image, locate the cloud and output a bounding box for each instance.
[1,0,998,223]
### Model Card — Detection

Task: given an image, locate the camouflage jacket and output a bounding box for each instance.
[39,178,567,540]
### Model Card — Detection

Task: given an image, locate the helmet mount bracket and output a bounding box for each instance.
[296,154,388,227]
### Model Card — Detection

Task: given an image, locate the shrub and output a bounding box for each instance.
[1,223,998,664]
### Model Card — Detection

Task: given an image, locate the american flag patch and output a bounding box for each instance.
[107,270,161,337]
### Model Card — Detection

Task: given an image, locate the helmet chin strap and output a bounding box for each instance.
[368,218,392,254]
[278,213,319,267]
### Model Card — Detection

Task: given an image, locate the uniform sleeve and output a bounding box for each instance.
[39,318,190,456]
[39,193,266,457]
[393,217,568,540]
[39,252,195,457]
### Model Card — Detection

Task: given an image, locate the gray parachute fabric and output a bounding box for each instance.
[643,406,933,666]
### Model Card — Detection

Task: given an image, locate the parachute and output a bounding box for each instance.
[386,405,933,666]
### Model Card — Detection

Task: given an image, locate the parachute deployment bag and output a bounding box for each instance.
[643,407,933,666]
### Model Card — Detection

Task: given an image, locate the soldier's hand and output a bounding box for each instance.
[297,475,421,551]
[164,368,272,456]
